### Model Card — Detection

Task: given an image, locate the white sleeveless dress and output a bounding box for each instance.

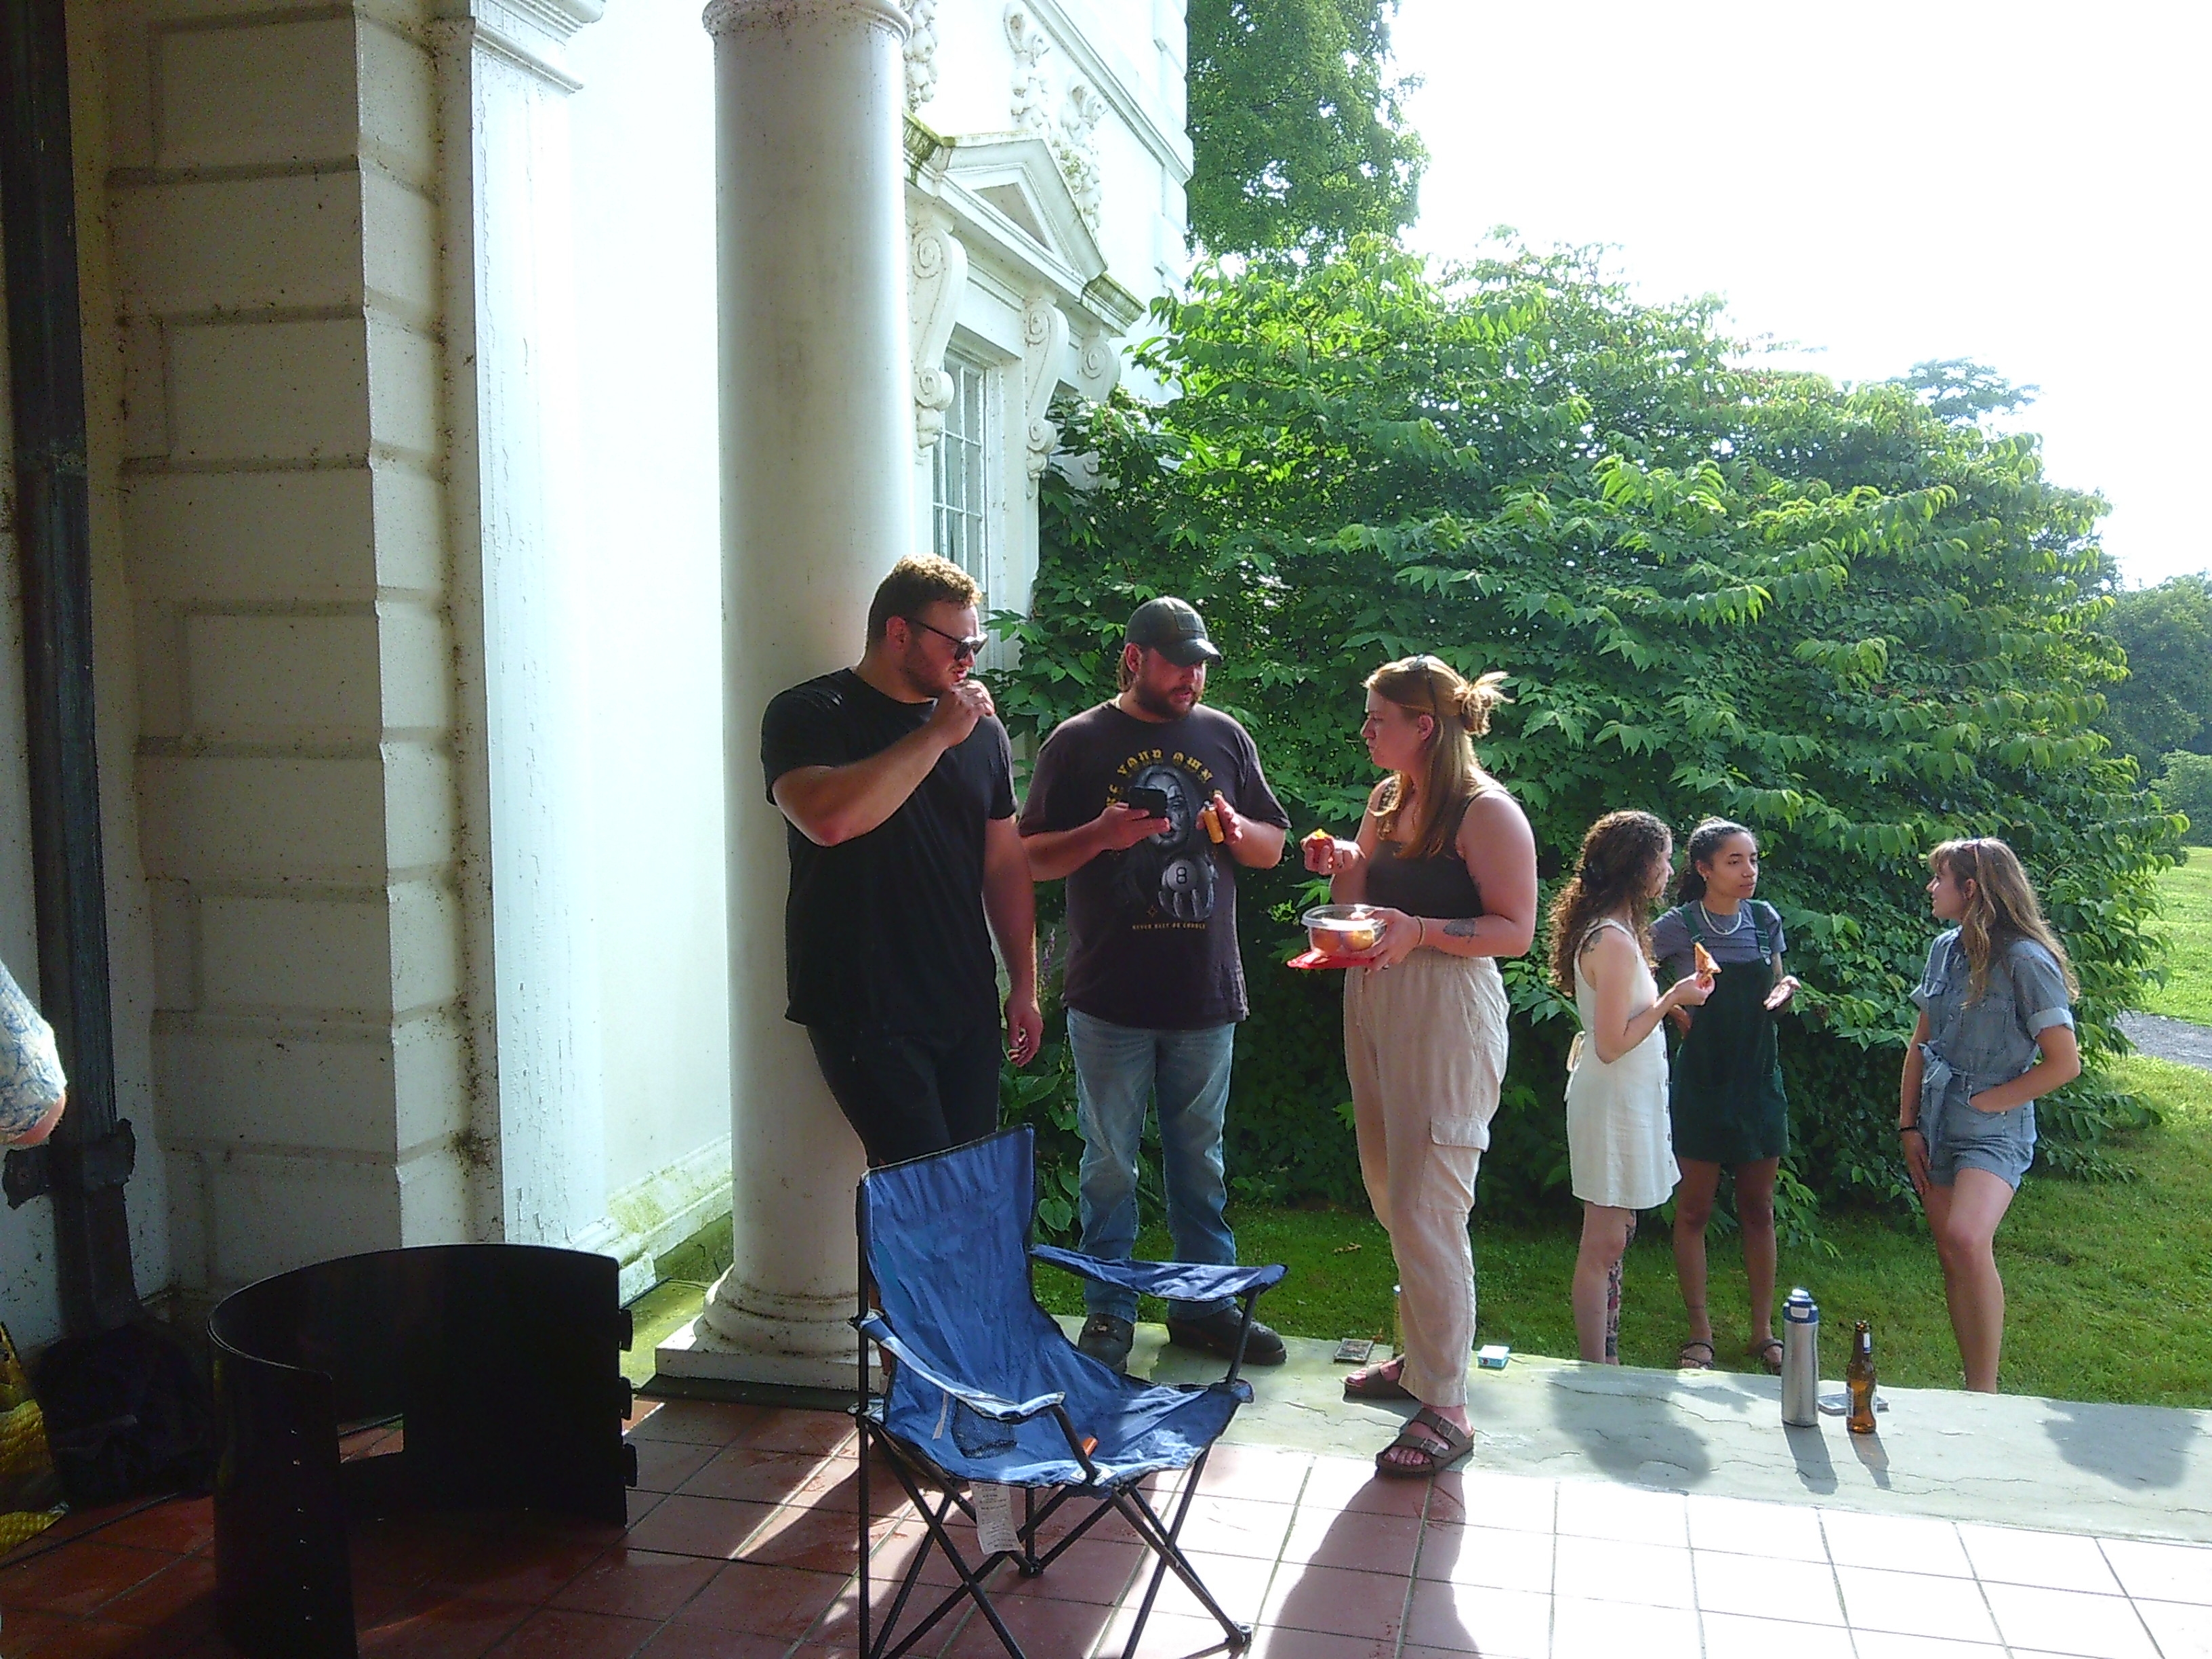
[1565,918,1679,1210]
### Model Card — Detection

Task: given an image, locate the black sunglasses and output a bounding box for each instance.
[905,615,989,659]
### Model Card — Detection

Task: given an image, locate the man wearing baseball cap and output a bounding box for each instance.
[1020,598,1292,1370]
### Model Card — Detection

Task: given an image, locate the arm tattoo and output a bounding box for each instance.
[1442,918,1479,938]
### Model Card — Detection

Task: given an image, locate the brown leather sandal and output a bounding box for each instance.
[1748,1336,1784,1374]
[1677,1338,1717,1371]
[1374,1407,1473,1479]
[1343,1359,1414,1401]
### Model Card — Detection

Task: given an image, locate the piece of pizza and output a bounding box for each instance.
[1693,941,1720,979]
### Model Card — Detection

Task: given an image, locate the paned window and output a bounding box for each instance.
[932,357,991,596]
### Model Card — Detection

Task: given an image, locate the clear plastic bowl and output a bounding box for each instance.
[1300,903,1384,958]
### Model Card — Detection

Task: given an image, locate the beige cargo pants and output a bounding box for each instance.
[1343,950,1510,1409]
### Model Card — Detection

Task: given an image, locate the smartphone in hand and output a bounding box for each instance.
[1124,785,1172,817]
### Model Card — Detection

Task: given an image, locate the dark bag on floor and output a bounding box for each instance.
[32,1322,213,1507]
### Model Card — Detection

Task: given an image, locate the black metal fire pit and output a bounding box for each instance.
[208,1244,636,1658]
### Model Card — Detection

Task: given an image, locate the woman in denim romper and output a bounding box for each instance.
[1899,838,2081,1391]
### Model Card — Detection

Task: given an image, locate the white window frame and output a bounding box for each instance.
[931,352,995,605]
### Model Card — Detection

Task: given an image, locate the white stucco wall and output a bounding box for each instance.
[564,5,733,1256]
[2,0,1193,1351]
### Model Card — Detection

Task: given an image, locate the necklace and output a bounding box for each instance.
[1698,901,1748,938]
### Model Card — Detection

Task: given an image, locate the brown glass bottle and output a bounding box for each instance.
[1846,1320,1877,1435]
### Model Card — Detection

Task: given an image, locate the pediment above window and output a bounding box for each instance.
[905,121,1141,335]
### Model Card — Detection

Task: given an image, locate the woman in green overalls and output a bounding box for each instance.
[1651,820,1800,1372]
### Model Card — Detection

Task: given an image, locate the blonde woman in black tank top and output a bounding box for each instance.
[1303,655,1538,1477]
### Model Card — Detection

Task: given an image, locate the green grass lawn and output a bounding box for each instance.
[2143,846,2212,1025]
[1036,1052,2212,1407]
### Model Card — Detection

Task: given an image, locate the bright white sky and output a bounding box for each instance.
[1391,0,2211,589]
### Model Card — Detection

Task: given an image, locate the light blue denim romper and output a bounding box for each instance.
[1910,929,2074,1188]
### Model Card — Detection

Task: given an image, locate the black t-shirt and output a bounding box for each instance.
[1019,702,1289,1029]
[760,668,1015,1031]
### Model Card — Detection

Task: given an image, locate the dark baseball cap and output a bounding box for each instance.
[1125,596,1221,666]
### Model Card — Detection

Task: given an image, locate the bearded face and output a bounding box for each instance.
[1126,647,1204,721]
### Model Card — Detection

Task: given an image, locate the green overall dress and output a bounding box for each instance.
[1667,905,1790,1164]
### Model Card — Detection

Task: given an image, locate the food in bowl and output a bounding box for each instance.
[1301,903,1385,958]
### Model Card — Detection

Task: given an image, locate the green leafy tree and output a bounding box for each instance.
[2155,752,2212,845]
[992,240,2181,1222]
[1185,0,1427,253]
[2100,574,2212,771]
[1894,358,2040,426]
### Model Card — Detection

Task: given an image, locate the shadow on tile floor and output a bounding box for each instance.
[6,1398,2211,1659]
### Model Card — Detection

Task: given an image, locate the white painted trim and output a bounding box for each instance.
[1015,0,1192,182]
[434,1,611,1251]
[567,1136,734,1306]
[436,0,602,87]
[703,0,910,38]
[908,130,1139,333]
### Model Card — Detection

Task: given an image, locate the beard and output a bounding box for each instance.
[1131,677,1199,721]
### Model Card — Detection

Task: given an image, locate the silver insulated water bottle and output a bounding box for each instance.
[1781,1288,1820,1426]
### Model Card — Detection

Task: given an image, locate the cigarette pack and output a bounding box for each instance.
[1476,1344,1511,1370]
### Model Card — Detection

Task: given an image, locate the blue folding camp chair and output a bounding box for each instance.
[853,1126,1286,1659]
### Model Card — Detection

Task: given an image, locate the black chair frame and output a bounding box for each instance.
[852,1194,1270,1659]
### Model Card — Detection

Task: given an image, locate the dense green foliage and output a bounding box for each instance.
[2158,753,2212,846]
[991,241,2183,1227]
[2100,573,2212,771]
[1185,0,1426,253]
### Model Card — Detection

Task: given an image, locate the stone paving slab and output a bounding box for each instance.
[1096,1321,2212,1547]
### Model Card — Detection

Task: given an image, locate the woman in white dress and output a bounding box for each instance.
[1548,812,1711,1363]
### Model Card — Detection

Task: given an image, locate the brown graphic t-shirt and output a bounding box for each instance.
[1019,703,1288,1029]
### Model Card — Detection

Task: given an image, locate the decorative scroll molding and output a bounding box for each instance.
[1070,326,1119,403]
[1020,292,1069,494]
[909,211,968,450]
[1055,81,1105,229]
[903,0,939,110]
[1010,0,1192,182]
[703,0,910,39]
[1006,3,1053,139]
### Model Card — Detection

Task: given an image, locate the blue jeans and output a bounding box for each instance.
[1066,1009,1239,1324]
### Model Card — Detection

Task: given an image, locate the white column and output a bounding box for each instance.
[661,0,914,1387]
[433,0,613,1252]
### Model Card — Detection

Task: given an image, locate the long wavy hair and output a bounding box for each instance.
[1929,837,2078,1005]
[1675,817,1755,904]
[1366,656,1509,859]
[1549,811,1674,994]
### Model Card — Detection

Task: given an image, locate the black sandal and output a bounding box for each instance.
[1374,1407,1473,1479]
[1677,1338,1717,1371]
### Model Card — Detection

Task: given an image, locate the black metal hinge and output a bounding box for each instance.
[3,1116,135,1208]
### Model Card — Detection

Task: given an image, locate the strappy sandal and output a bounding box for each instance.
[1748,1336,1784,1374]
[1677,1338,1717,1371]
[1374,1408,1473,1479]
[1343,1360,1414,1401]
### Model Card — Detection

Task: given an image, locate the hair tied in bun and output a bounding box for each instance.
[1362,656,1511,859]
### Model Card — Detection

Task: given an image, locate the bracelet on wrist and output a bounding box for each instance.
[1415,917,1427,949]
[1898,1124,1923,1136]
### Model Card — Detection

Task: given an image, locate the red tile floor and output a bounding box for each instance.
[0,1399,1452,1658]
[5,1399,2209,1658]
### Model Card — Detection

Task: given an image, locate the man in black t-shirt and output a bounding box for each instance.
[1021,598,1291,1370]
[760,556,1041,1166]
